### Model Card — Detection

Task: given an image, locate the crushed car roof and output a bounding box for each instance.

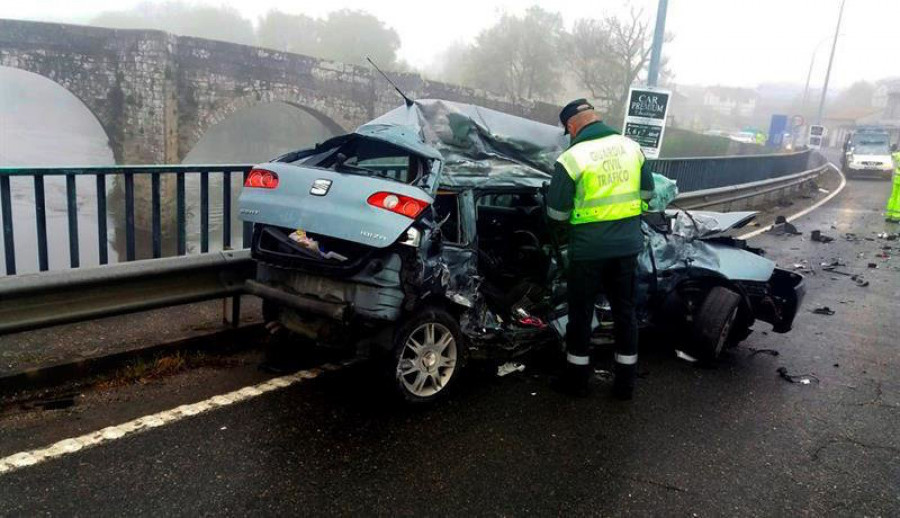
[357,99,570,189]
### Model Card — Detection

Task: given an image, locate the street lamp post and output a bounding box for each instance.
[816,0,847,124]
[647,0,668,87]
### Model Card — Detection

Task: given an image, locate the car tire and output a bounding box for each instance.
[389,307,466,404]
[691,286,742,362]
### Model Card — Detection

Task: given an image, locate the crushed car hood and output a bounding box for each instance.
[359,99,568,189]
[669,210,758,239]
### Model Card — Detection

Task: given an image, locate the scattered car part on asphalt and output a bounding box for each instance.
[811,230,834,243]
[811,306,835,316]
[776,366,820,385]
[749,348,780,357]
[770,215,802,236]
[497,362,525,377]
[675,350,699,363]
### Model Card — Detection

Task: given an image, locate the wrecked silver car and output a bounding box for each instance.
[239,100,805,403]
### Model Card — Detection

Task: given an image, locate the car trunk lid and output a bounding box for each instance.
[239,162,433,249]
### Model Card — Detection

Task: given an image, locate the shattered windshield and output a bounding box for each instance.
[296,135,432,184]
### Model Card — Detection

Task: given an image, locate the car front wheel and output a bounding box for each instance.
[691,286,742,362]
[390,308,465,404]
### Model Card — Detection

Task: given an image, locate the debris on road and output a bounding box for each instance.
[749,348,780,357]
[497,362,525,377]
[853,276,869,287]
[770,216,802,236]
[675,350,698,363]
[811,306,835,316]
[818,188,830,194]
[821,265,852,276]
[776,366,820,385]
[877,232,899,241]
[868,263,878,269]
[594,369,614,382]
[811,230,834,243]
[844,233,860,242]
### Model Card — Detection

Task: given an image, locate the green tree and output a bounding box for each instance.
[316,10,401,68]
[460,7,564,100]
[256,10,320,55]
[92,2,256,46]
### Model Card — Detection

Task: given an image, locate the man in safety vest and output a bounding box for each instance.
[547,99,655,399]
[887,144,900,223]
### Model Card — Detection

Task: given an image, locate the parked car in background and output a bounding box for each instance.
[238,100,805,404]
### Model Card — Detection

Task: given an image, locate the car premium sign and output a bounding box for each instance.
[622,86,671,159]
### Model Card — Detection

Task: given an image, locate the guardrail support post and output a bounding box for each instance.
[222,295,242,328]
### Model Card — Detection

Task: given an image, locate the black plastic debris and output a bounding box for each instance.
[844,232,859,242]
[771,216,802,236]
[821,265,852,275]
[812,306,835,315]
[776,367,820,385]
[811,230,834,243]
[868,263,878,269]
[749,348,780,357]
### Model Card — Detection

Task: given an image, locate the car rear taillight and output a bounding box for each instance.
[244,169,279,189]
[367,192,429,219]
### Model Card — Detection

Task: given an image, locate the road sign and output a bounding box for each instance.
[622,86,671,159]
[808,125,826,149]
[767,114,788,147]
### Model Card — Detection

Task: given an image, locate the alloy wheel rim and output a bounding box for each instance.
[397,322,457,398]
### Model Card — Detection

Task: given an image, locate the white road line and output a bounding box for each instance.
[0,359,359,477]
[738,163,847,240]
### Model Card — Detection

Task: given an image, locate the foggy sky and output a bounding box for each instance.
[3,0,897,89]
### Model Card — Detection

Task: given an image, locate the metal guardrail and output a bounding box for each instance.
[676,160,829,210]
[0,151,820,277]
[0,250,253,335]
[648,149,815,192]
[0,164,253,276]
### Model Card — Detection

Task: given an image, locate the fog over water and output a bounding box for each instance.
[0,67,338,275]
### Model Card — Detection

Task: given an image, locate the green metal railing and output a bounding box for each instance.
[0,165,253,275]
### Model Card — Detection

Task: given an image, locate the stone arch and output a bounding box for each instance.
[181,88,365,161]
[0,60,123,164]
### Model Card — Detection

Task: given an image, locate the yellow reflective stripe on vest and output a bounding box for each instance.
[556,135,644,225]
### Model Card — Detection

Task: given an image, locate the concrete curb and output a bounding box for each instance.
[0,324,266,397]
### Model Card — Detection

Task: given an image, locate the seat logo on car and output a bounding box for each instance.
[310,179,332,196]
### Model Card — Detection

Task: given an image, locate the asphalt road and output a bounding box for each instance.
[2,167,899,516]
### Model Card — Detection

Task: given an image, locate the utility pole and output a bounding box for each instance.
[816,0,846,124]
[647,0,668,87]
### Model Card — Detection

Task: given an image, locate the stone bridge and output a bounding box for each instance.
[0,18,559,165]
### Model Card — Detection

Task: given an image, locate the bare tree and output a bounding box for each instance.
[566,9,668,119]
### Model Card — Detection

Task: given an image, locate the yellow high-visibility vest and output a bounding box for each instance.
[556,135,644,225]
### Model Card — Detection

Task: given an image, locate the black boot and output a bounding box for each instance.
[551,364,592,397]
[612,364,635,401]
